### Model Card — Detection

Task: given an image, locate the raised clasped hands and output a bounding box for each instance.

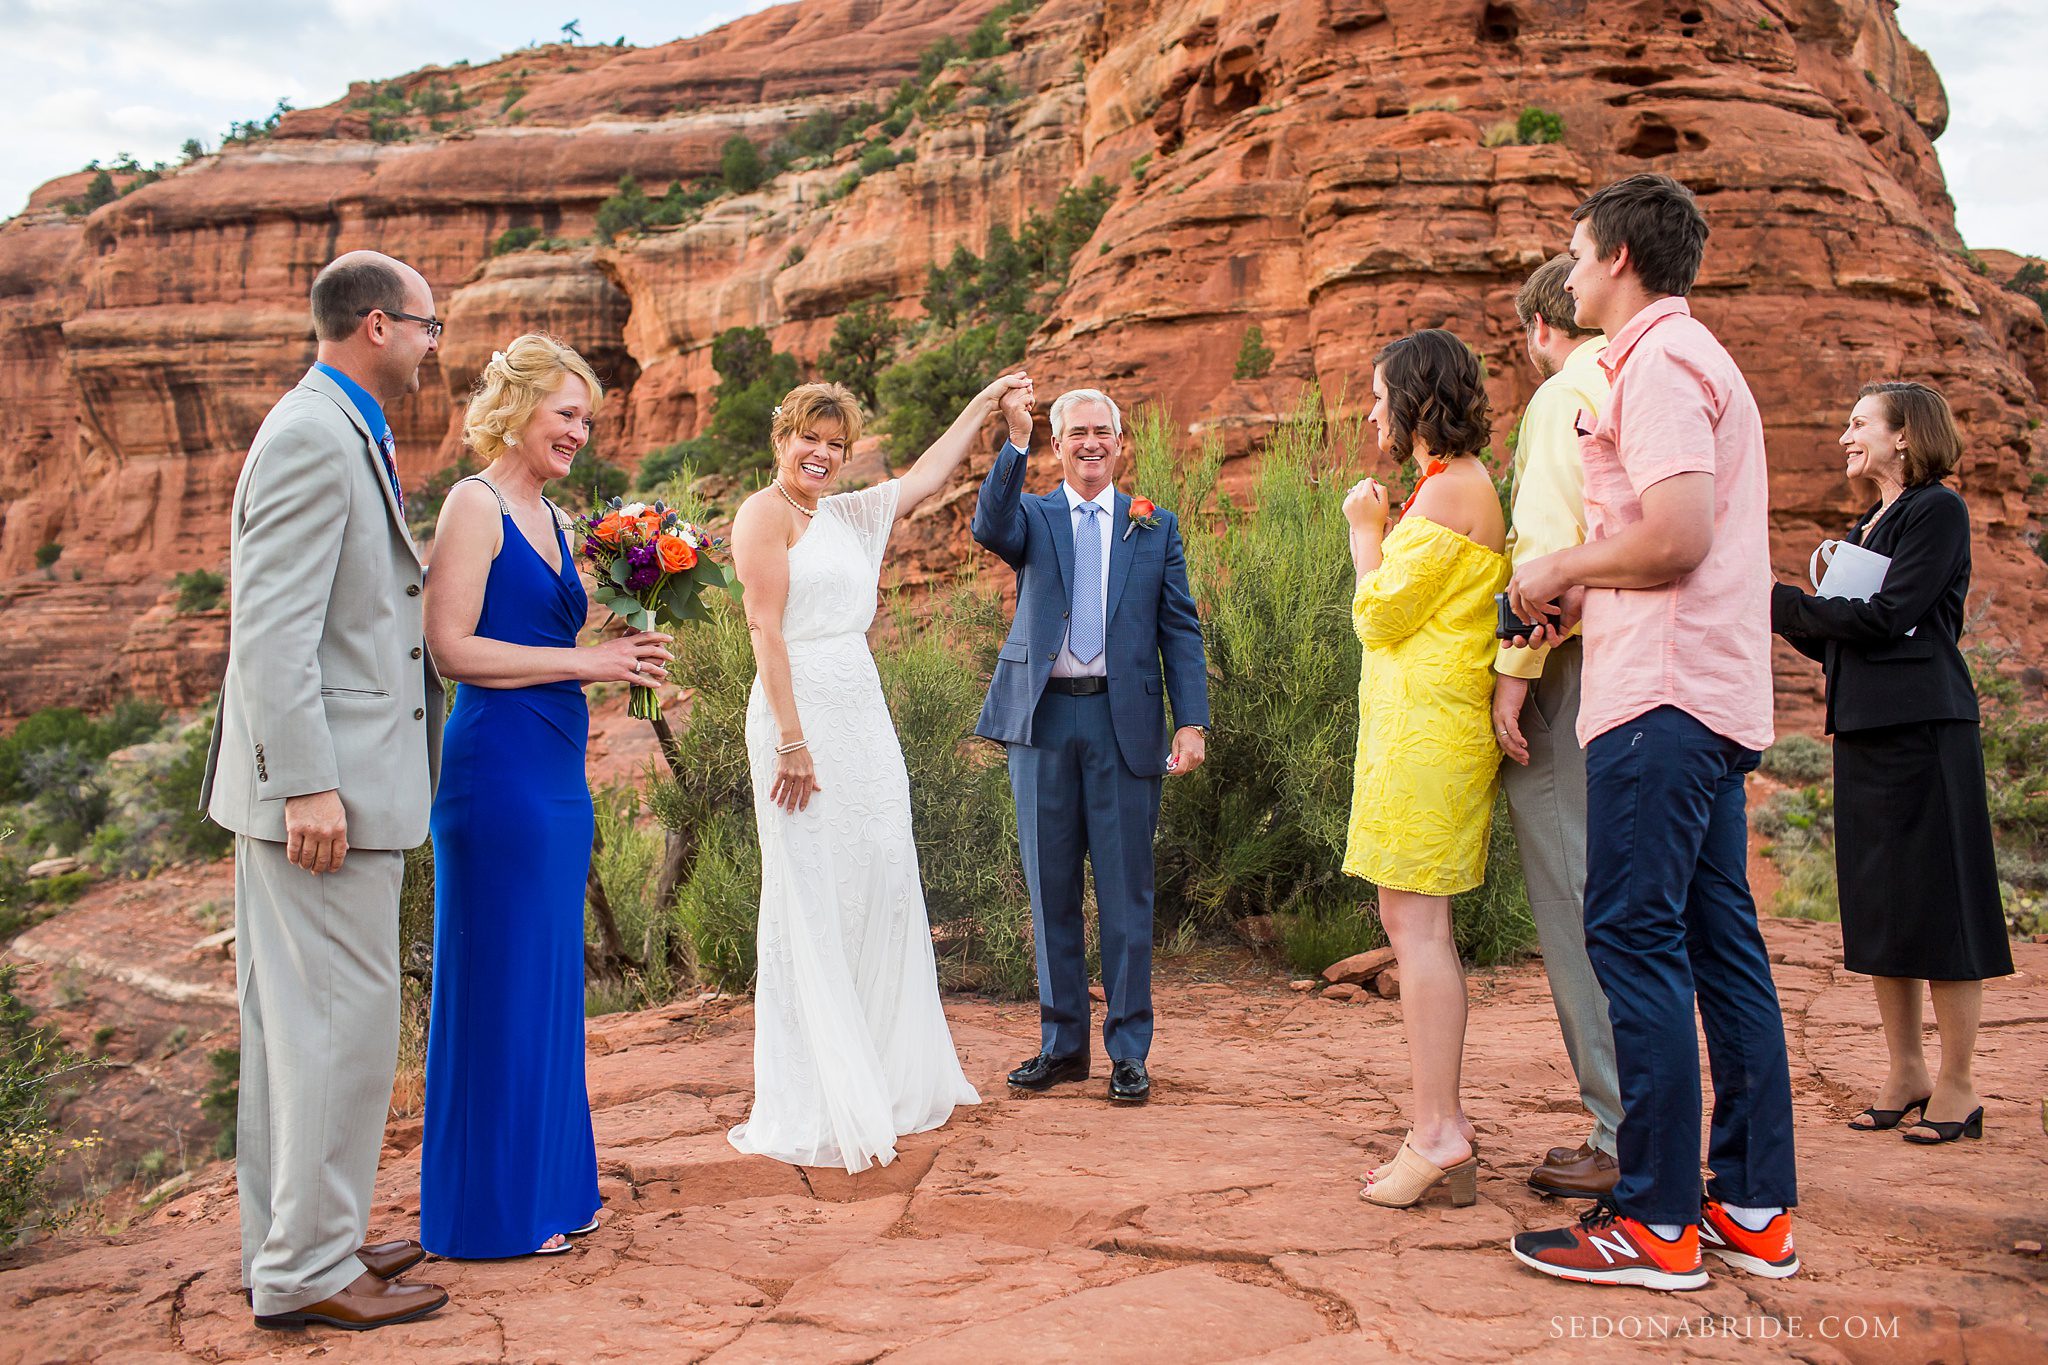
[771,742,822,813]
[590,628,674,686]
[987,371,1035,446]
[1342,477,1390,531]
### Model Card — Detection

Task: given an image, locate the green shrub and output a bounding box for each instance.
[407,456,479,536]
[0,964,100,1245]
[65,170,117,216]
[857,141,903,176]
[642,327,801,477]
[1233,323,1275,380]
[1515,106,1566,144]
[26,870,95,904]
[720,134,766,193]
[201,1048,238,1158]
[878,586,1035,995]
[490,225,543,256]
[172,569,225,614]
[558,449,630,510]
[594,174,719,242]
[34,542,61,575]
[0,701,161,803]
[819,298,904,411]
[1761,733,1831,784]
[877,317,1034,462]
[1133,390,1534,967]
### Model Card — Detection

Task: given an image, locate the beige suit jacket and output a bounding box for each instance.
[201,366,444,849]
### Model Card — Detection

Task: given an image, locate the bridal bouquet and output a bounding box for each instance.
[576,496,739,721]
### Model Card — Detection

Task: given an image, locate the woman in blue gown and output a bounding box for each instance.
[419,335,672,1257]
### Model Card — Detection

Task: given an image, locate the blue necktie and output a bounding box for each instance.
[378,431,405,514]
[1069,502,1103,664]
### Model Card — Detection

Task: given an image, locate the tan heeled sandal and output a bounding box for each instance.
[1360,1138,1479,1184]
[1359,1138,1478,1209]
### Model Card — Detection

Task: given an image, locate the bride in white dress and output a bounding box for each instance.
[727,370,1036,1172]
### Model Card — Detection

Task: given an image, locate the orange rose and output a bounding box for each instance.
[1130,498,1156,519]
[592,513,625,545]
[637,511,664,540]
[657,534,697,573]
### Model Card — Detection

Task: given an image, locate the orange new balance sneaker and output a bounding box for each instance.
[1510,1199,1709,1290]
[1698,1200,1799,1278]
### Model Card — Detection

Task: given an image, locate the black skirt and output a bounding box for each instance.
[1832,721,2013,981]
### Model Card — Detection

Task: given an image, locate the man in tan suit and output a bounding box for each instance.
[202,251,449,1331]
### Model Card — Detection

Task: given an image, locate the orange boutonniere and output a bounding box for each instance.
[1123,496,1161,541]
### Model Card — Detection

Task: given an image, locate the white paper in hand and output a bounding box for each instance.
[1809,539,1913,634]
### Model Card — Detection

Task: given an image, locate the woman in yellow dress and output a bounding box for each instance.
[1343,328,1509,1210]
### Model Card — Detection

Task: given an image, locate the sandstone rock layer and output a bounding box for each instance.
[1,0,2042,718]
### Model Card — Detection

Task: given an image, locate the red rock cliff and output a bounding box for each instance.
[1,0,2042,720]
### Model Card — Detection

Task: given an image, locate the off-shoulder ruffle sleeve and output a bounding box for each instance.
[1352,517,1473,649]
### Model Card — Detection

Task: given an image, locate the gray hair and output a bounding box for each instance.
[1049,388,1122,440]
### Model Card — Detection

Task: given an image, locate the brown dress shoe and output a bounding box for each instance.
[243,1240,428,1304]
[358,1239,427,1279]
[1527,1142,1618,1199]
[254,1270,449,1331]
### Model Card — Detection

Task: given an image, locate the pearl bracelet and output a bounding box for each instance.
[775,738,808,755]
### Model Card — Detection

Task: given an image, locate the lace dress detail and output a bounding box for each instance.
[730,479,980,1172]
[1344,515,1509,895]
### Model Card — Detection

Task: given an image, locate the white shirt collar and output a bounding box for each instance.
[1061,482,1116,515]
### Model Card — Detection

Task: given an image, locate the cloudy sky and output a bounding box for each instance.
[7,0,2043,257]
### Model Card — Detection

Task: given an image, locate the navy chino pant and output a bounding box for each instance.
[1583,705,1799,1226]
[1009,689,1162,1063]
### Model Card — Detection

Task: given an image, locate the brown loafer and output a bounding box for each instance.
[254,1270,449,1331]
[358,1239,427,1279]
[1527,1141,1618,1199]
[243,1239,427,1304]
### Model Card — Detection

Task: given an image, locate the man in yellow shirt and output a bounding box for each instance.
[1493,254,1621,1199]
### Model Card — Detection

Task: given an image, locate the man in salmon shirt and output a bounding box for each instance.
[1501,174,1798,1291]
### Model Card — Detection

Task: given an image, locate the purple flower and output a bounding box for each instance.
[626,544,657,568]
[625,562,660,591]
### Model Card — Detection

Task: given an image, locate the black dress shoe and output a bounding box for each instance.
[1108,1059,1150,1105]
[1008,1052,1089,1091]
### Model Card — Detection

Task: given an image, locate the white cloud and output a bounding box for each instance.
[1894,0,2048,256]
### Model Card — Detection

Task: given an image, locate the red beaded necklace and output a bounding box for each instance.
[1398,457,1452,516]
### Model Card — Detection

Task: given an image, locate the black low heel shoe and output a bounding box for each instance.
[1848,1096,1931,1131]
[1902,1106,1983,1144]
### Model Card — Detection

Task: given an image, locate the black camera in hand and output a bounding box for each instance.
[1495,592,1547,641]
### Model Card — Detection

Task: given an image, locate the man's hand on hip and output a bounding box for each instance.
[1166,726,1206,776]
[285,789,349,873]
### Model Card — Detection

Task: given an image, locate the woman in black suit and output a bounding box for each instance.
[1772,381,2011,1145]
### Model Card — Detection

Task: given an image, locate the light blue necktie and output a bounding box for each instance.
[1069,501,1103,664]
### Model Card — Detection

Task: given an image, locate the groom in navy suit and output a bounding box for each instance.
[973,385,1210,1104]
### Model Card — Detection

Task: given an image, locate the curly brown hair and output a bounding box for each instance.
[1372,329,1491,463]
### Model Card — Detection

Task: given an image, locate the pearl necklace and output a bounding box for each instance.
[774,478,817,518]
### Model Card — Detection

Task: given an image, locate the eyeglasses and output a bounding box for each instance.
[358,307,444,342]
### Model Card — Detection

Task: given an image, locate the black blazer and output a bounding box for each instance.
[1771,483,1979,735]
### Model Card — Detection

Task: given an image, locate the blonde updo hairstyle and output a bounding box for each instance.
[463,333,604,460]
[771,382,865,468]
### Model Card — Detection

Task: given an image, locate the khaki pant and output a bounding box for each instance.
[1500,639,1622,1154]
[234,836,402,1315]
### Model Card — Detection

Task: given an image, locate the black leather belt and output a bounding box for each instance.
[1044,676,1109,696]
